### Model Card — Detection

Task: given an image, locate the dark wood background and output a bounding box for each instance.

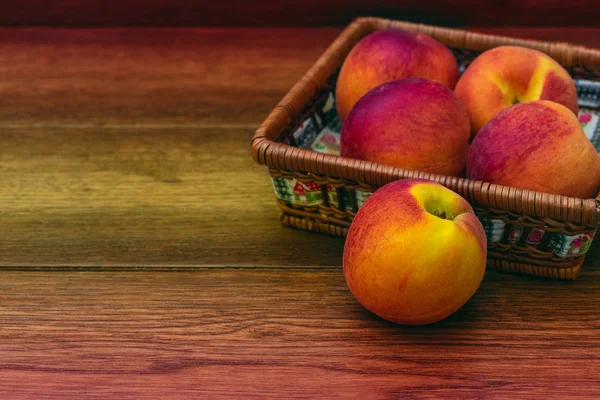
[0,0,598,26]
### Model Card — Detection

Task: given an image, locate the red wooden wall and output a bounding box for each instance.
[0,0,597,26]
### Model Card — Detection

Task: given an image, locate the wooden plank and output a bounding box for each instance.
[0,27,340,126]
[0,267,598,398]
[0,126,344,267]
[0,1,597,27]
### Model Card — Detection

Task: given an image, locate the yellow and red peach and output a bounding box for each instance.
[340,78,470,176]
[455,45,579,137]
[335,28,459,122]
[467,100,600,199]
[343,179,487,325]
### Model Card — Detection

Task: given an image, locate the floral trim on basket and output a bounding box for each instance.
[272,176,323,206]
[579,109,600,150]
[505,224,526,244]
[545,230,596,257]
[574,79,600,108]
[479,217,507,243]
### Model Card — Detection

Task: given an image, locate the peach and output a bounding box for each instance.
[335,28,459,122]
[467,100,600,199]
[340,78,470,176]
[343,179,487,325]
[455,45,579,137]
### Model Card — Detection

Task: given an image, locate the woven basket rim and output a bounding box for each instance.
[252,17,600,227]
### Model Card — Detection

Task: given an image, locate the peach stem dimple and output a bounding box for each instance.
[426,208,452,220]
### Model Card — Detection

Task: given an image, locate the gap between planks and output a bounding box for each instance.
[0,123,259,130]
[0,265,344,271]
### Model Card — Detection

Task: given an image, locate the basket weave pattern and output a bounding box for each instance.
[253,17,600,279]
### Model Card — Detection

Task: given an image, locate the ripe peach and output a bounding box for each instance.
[340,78,470,176]
[336,28,459,122]
[467,100,600,199]
[455,46,579,137]
[343,179,487,325]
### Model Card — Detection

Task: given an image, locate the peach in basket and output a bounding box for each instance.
[455,46,579,137]
[467,100,600,199]
[335,28,459,122]
[340,78,470,177]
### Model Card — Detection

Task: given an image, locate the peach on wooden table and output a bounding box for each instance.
[343,179,487,325]
[335,28,459,122]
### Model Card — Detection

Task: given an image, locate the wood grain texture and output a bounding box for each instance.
[0,267,599,398]
[0,126,344,267]
[0,0,598,27]
[0,28,339,126]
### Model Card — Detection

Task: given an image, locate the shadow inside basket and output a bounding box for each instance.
[268,48,600,268]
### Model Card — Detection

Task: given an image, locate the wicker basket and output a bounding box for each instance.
[252,17,600,279]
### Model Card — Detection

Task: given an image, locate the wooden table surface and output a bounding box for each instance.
[1,26,599,398]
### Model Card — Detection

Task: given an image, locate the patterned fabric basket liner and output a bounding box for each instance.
[253,18,600,279]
